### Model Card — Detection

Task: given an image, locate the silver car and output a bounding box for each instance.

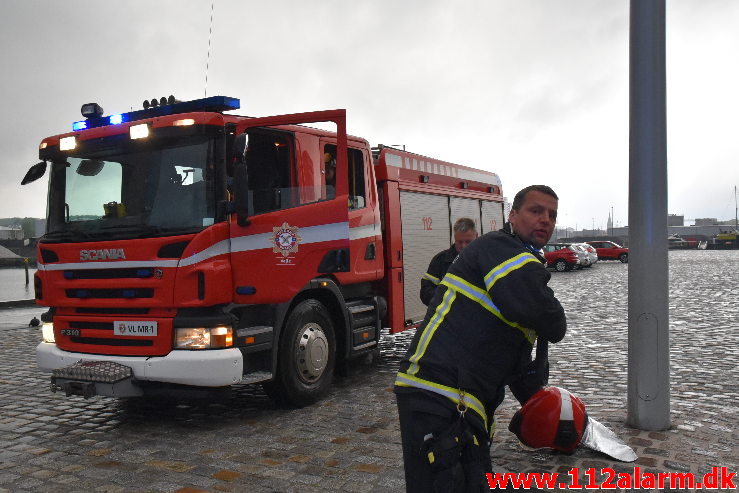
[568,244,590,268]
[573,243,598,267]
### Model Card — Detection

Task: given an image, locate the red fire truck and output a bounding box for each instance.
[22,95,505,406]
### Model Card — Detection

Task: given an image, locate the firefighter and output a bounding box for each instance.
[420,217,478,306]
[395,185,567,492]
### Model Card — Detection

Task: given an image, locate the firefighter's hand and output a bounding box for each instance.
[508,358,549,405]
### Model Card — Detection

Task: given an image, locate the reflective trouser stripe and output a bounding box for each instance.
[395,372,488,431]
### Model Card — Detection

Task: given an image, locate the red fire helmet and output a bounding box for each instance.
[508,386,588,452]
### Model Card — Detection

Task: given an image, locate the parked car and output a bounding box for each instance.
[573,242,598,267]
[586,240,629,263]
[568,243,591,268]
[542,243,580,271]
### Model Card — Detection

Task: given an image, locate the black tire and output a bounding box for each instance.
[554,259,568,272]
[271,299,335,407]
[619,253,628,263]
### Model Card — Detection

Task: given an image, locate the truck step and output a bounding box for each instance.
[347,304,374,315]
[239,371,272,385]
[52,360,132,384]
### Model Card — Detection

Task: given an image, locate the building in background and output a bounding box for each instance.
[0,226,23,240]
[695,218,718,226]
[668,214,684,226]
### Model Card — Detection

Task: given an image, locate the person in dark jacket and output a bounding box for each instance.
[420,217,478,306]
[395,185,566,493]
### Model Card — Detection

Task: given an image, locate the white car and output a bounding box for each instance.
[573,243,598,267]
[568,244,590,268]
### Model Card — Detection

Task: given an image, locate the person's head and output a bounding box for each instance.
[453,217,478,252]
[509,185,559,249]
[324,152,336,184]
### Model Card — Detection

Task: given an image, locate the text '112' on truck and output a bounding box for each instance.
[22,95,505,406]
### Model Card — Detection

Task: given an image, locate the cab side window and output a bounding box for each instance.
[243,129,294,215]
[348,147,366,209]
[322,144,366,209]
[322,145,337,200]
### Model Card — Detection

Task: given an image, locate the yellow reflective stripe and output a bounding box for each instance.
[395,372,488,429]
[407,287,456,375]
[483,252,540,291]
[441,273,536,345]
[422,272,441,285]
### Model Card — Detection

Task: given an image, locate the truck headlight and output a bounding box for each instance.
[174,326,233,349]
[41,322,55,343]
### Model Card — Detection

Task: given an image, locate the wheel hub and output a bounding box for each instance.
[295,323,329,383]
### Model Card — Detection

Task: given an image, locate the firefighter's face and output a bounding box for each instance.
[509,190,558,249]
[453,230,477,252]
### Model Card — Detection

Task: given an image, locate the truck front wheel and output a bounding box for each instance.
[270,299,335,407]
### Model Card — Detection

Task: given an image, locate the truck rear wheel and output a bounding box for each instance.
[270,299,335,407]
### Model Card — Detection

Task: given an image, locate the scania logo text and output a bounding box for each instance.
[79,248,126,261]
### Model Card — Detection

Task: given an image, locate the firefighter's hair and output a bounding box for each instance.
[512,185,559,211]
[453,217,477,233]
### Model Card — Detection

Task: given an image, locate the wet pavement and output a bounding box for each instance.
[0,250,737,492]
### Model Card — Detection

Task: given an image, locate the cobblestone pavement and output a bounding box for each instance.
[0,250,736,492]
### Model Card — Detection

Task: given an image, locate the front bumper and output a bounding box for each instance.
[37,342,244,389]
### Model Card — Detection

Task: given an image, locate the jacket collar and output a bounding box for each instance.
[503,222,546,263]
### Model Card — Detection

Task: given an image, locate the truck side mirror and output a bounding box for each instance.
[232,133,250,226]
[21,161,47,185]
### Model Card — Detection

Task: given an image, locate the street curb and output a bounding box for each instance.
[0,299,38,309]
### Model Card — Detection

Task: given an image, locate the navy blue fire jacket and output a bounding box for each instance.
[395,226,566,431]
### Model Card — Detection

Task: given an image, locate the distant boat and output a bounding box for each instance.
[667,234,691,249]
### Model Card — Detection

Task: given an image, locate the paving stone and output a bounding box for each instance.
[0,253,736,492]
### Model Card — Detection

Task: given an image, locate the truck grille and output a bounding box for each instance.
[75,307,150,315]
[68,336,153,347]
[63,268,156,280]
[69,321,113,330]
[66,288,154,299]
[55,316,171,356]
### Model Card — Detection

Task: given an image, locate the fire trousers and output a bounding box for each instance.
[396,390,492,493]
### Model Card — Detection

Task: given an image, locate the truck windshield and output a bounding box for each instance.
[45,132,218,241]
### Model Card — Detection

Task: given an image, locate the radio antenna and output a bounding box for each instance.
[204,0,215,98]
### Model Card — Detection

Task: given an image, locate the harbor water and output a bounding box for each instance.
[0,267,36,302]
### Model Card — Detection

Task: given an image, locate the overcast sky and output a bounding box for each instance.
[2,0,738,230]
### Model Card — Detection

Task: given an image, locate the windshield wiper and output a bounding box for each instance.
[100,224,204,238]
[43,229,93,242]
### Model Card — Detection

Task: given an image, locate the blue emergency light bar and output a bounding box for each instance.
[71,96,240,131]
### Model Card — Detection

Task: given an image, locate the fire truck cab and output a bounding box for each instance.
[23,96,505,406]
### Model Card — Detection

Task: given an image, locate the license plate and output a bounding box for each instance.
[113,321,158,336]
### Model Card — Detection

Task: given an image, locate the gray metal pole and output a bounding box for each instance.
[627,0,670,430]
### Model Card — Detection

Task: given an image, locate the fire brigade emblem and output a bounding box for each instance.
[271,222,302,257]
[118,322,126,334]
